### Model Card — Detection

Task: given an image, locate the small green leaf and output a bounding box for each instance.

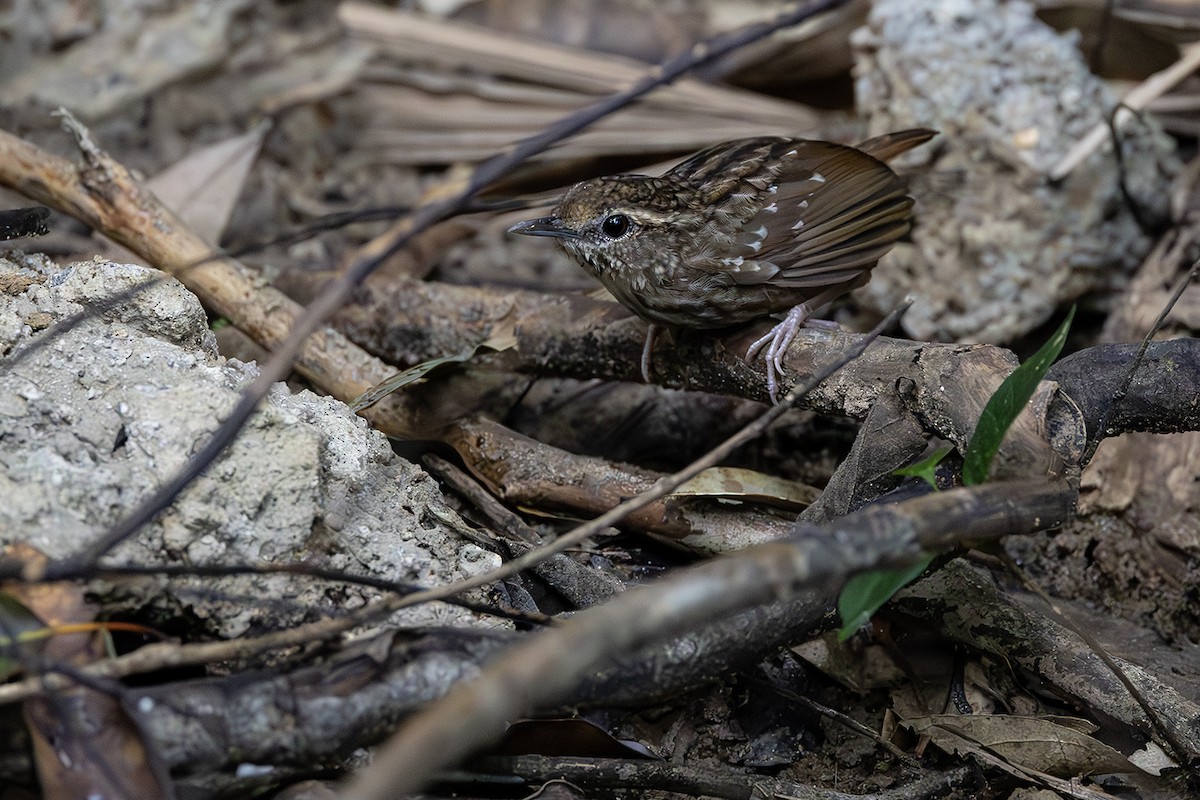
[839,445,948,634]
[893,444,954,489]
[837,556,935,640]
[961,307,1075,486]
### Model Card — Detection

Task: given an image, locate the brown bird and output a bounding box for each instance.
[509,128,935,401]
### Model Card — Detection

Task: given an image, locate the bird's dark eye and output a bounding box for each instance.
[600,214,630,239]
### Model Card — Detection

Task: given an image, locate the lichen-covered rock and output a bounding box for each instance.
[0,255,497,638]
[854,0,1178,342]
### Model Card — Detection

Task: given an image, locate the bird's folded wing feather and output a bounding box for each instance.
[700,142,914,288]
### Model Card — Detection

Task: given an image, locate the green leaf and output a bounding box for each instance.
[836,308,1075,636]
[961,307,1075,486]
[893,444,954,489]
[837,556,935,640]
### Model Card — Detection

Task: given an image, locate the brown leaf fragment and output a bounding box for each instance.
[673,466,820,511]
[25,690,170,800]
[903,714,1135,777]
[146,122,270,246]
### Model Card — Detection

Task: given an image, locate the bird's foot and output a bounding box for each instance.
[746,305,813,403]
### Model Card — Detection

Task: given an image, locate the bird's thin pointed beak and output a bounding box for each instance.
[507,216,579,239]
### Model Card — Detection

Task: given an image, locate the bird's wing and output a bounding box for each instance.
[688,140,914,289]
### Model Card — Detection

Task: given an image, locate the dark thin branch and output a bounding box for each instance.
[459,757,979,800]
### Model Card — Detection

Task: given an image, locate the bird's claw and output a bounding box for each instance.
[746,305,810,403]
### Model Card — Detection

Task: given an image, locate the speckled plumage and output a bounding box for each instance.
[510,129,935,398]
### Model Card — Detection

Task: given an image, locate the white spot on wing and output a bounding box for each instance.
[798,199,809,209]
[764,203,777,213]
[791,219,806,230]
[811,172,826,183]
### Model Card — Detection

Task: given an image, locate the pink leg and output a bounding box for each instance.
[746,304,811,403]
[640,323,661,383]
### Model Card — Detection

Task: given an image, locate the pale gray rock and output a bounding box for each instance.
[854,0,1179,342]
[0,255,497,638]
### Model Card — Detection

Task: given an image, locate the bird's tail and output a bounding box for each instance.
[856,128,937,163]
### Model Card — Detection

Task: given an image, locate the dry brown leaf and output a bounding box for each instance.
[146,122,270,246]
[26,691,169,800]
[903,713,1135,776]
[4,543,171,798]
[673,466,820,510]
[1,543,97,666]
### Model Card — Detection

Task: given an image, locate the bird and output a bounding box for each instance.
[508,128,935,401]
